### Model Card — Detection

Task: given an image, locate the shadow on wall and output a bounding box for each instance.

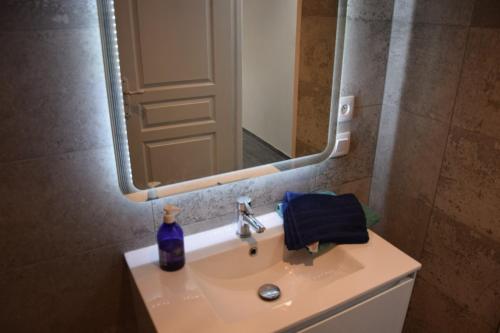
[370,0,500,332]
[371,0,467,258]
[370,0,418,248]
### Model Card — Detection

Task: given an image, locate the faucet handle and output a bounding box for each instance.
[237,196,253,214]
[237,196,252,204]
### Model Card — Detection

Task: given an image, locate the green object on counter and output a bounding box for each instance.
[362,204,380,228]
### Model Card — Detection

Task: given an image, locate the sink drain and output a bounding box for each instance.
[258,284,281,301]
[249,246,258,256]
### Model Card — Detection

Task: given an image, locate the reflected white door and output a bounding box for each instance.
[115,0,239,189]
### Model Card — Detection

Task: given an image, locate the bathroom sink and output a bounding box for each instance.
[125,212,421,333]
[189,229,363,322]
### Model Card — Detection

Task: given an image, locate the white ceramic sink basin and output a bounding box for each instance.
[125,212,420,333]
[189,231,363,323]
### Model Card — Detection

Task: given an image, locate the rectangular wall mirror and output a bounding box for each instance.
[98,0,346,200]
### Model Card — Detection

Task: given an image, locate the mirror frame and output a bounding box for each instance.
[97,0,347,202]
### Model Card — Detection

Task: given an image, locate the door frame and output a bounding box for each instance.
[291,0,303,158]
[235,0,243,169]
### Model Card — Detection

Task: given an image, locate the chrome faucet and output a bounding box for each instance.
[236,196,266,238]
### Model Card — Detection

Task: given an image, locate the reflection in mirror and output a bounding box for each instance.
[102,0,340,191]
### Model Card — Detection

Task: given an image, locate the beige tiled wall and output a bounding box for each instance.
[371,0,500,331]
[0,1,391,331]
[295,0,337,156]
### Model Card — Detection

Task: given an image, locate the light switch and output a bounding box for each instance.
[338,96,355,122]
[331,132,351,157]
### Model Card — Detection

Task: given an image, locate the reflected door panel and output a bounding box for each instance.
[115,0,238,189]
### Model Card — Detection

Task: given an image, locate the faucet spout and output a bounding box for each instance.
[243,214,266,233]
[236,196,266,238]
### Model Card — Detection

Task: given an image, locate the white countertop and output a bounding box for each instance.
[125,212,421,333]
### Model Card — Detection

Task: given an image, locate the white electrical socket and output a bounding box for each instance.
[331,131,351,158]
[338,96,355,122]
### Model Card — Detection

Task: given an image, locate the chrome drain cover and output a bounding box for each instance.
[258,284,281,301]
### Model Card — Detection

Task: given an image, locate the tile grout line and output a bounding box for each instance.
[0,230,157,277]
[0,143,114,167]
[366,4,396,207]
[354,103,383,109]
[0,26,101,35]
[417,21,473,260]
[391,18,473,29]
[365,97,385,207]
[396,105,455,125]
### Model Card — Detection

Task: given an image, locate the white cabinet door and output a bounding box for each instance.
[115,0,238,188]
[299,278,415,333]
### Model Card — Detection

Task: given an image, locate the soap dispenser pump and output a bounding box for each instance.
[157,205,185,271]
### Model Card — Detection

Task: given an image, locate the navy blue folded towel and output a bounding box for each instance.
[282,192,369,250]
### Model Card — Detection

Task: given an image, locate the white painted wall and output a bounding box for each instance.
[242,0,298,157]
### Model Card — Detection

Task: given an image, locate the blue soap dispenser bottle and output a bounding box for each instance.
[157,205,185,271]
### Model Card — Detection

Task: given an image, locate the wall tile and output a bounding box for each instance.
[404,278,494,333]
[402,317,428,333]
[0,29,112,163]
[299,16,336,90]
[302,0,338,17]
[347,0,395,21]
[337,177,371,205]
[340,19,392,107]
[41,147,155,258]
[453,28,500,140]
[370,186,433,259]
[0,159,56,271]
[0,263,56,333]
[370,104,449,258]
[295,91,330,155]
[0,0,98,31]
[434,127,500,242]
[0,147,154,272]
[317,105,381,189]
[383,22,468,123]
[296,15,336,154]
[471,0,500,28]
[47,234,155,333]
[371,105,449,205]
[418,209,500,328]
[393,0,475,26]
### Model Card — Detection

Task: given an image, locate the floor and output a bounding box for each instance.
[243,129,289,168]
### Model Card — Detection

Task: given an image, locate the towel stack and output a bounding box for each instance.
[281,192,369,251]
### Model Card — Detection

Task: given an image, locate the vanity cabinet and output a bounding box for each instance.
[125,216,421,333]
[296,277,415,333]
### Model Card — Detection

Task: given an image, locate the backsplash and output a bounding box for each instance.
[0,0,389,331]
